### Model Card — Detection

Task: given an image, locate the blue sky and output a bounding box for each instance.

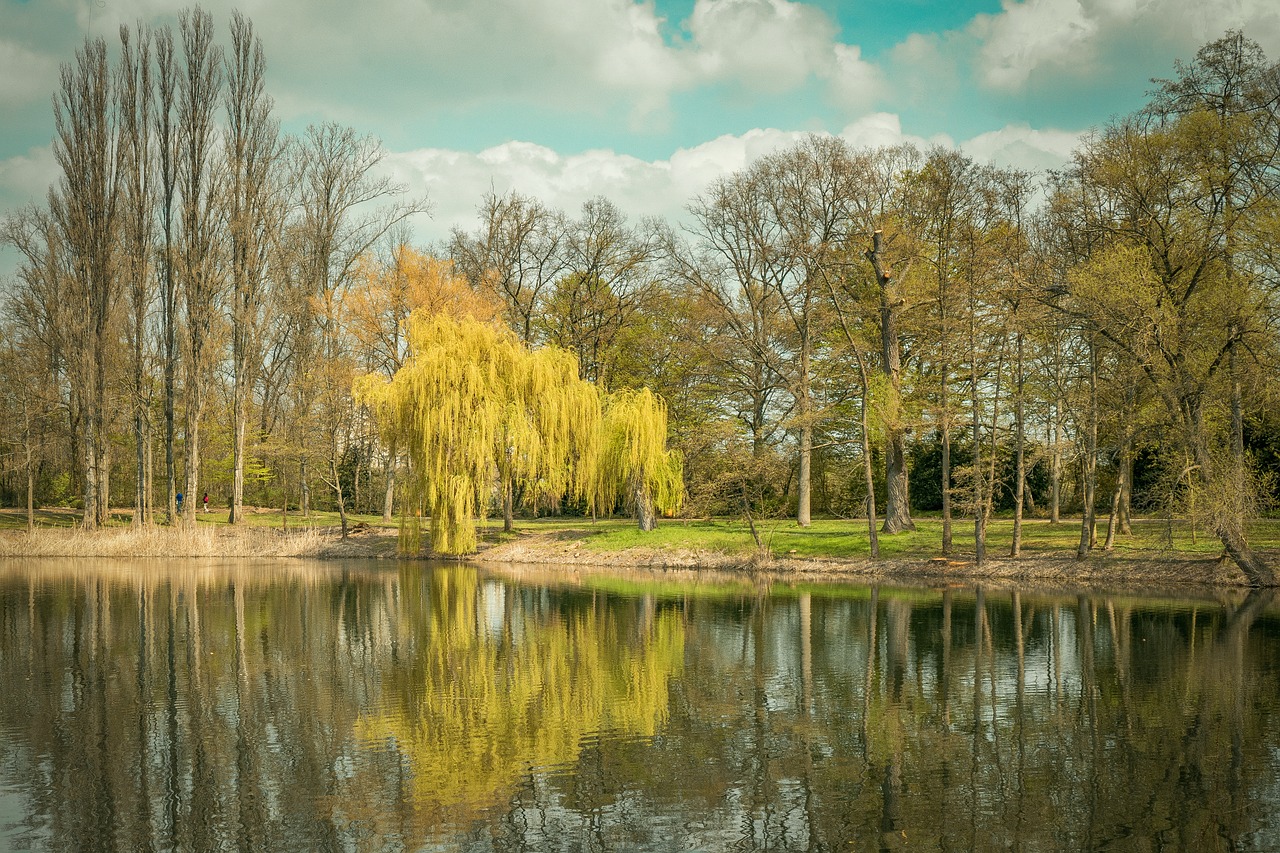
[3,0,1279,266]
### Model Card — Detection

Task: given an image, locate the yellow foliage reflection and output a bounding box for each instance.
[354,568,684,832]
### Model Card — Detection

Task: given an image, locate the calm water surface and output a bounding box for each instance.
[0,559,1277,851]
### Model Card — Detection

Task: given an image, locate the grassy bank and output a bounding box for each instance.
[4,507,1279,588]
[475,514,1280,589]
[483,514,1280,560]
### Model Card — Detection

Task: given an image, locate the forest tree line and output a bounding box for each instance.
[1,13,1278,580]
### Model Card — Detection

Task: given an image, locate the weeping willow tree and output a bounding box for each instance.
[598,388,684,531]
[356,312,600,554]
[495,342,601,532]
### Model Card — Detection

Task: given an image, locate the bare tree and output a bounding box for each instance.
[290,121,426,534]
[449,190,567,345]
[224,10,284,524]
[856,145,922,535]
[546,197,661,389]
[175,7,225,525]
[676,172,786,459]
[757,136,862,528]
[49,37,122,529]
[153,25,181,525]
[117,23,155,526]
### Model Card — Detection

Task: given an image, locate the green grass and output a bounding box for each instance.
[494,514,1280,562]
[6,506,1280,564]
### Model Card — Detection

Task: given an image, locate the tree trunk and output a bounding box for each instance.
[145,415,154,525]
[797,340,812,528]
[382,444,396,523]
[24,416,34,534]
[300,457,310,517]
[502,475,514,534]
[134,403,146,528]
[185,403,200,526]
[97,441,110,526]
[330,455,348,541]
[1103,479,1122,552]
[1049,402,1062,525]
[1216,523,1276,587]
[857,353,880,560]
[866,230,914,534]
[1187,410,1276,587]
[941,376,952,555]
[1076,342,1099,560]
[1011,333,1025,558]
[797,424,812,528]
[81,401,97,531]
[1119,450,1133,535]
[164,293,177,525]
[634,478,656,532]
[229,381,246,523]
[971,346,985,566]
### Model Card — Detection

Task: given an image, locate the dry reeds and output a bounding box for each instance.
[0,524,332,559]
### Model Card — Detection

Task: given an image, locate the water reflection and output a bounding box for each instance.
[0,559,1276,851]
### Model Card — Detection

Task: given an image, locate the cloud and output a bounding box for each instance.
[836,113,945,152]
[971,0,1095,92]
[960,123,1081,172]
[381,116,1078,248]
[101,0,885,134]
[385,129,838,245]
[0,41,59,107]
[0,145,57,208]
[970,0,1280,93]
[687,0,836,92]
[686,0,884,108]
[242,0,695,130]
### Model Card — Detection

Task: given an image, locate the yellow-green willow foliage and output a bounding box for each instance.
[598,388,684,531]
[355,312,600,554]
[352,569,684,837]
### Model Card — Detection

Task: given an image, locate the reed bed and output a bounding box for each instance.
[0,524,335,559]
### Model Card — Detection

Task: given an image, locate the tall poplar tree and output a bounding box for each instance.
[117,23,155,526]
[223,10,283,524]
[175,6,224,525]
[50,36,121,529]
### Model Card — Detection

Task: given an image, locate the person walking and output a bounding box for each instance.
[202,492,209,513]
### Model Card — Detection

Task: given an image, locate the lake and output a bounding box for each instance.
[0,559,1276,851]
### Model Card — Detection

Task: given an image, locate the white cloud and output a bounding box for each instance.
[301,0,692,123]
[224,0,885,131]
[970,0,1280,93]
[0,41,59,107]
[972,0,1095,91]
[381,117,1079,247]
[686,0,884,107]
[827,44,883,111]
[687,0,837,92]
[0,145,57,207]
[383,129,830,245]
[836,113,945,152]
[960,123,1080,172]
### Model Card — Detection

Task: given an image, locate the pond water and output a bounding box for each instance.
[0,559,1277,852]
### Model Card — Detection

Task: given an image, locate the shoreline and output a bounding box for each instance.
[471,532,1260,593]
[2,520,1267,593]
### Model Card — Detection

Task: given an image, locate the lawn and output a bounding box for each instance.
[495,514,1280,562]
[4,505,1279,564]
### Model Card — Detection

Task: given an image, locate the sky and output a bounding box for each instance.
[3,0,1280,270]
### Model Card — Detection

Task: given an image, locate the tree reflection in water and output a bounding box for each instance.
[0,559,1276,851]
